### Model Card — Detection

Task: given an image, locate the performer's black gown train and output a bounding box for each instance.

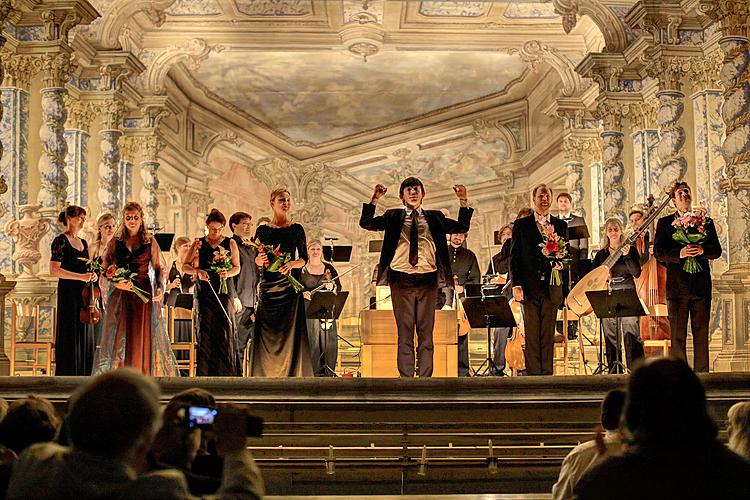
[251,224,313,377]
[195,237,240,376]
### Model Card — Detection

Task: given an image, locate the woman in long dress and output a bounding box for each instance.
[88,213,116,350]
[93,202,178,376]
[251,187,313,377]
[592,217,644,373]
[50,206,97,376]
[184,209,241,376]
[300,240,341,376]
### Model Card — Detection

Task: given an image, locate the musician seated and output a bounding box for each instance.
[592,218,644,374]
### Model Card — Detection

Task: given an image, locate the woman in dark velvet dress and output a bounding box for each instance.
[49,206,97,376]
[93,202,178,376]
[300,240,342,376]
[184,209,241,376]
[251,187,313,377]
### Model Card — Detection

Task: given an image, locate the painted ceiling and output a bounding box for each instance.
[190,50,528,144]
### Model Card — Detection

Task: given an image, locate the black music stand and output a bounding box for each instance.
[323,246,352,262]
[307,291,349,377]
[154,233,175,253]
[462,294,516,376]
[586,289,647,374]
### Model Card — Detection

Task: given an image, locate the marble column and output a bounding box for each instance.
[600,130,627,225]
[632,128,660,201]
[713,34,750,371]
[97,97,125,215]
[0,54,33,273]
[139,135,165,228]
[564,161,586,218]
[655,90,688,192]
[63,98,98,208]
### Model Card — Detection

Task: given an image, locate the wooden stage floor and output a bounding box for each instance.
[1,373,748,496]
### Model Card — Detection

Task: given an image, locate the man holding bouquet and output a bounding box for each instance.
[511,184,569,376]
[654,182,722,372]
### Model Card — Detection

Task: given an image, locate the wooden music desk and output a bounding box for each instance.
[359,309,458,377]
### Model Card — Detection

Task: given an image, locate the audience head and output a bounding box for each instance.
[624,357,717,449]
[67,369,161,469]
[600,389,627,431]
[151,388,217,468]
[57,206,87,231]
[399,177,425,209]
[727,401,750,460]
[229,211,253,237]
[0,396,61,455]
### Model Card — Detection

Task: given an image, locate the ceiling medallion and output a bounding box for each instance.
[348,42,379,62]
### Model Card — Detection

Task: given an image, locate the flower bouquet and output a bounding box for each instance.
[539,222,569,286]
[105,264,150,303]
[208,246,233,294]
[242,237,305,292]
[672,212,708,273]
[77,256,105,275]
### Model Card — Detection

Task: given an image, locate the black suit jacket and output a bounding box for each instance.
[359,203,473,288]
[510,214,569,301]
[653,213,722,300]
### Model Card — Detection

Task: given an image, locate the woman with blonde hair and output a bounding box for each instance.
[251,187,313,377]
[591,217,643,373]
[93,201,178,376]
[727,401,750,460]
[88,213,117,347]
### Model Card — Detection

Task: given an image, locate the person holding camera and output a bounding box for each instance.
[6,369,264,500]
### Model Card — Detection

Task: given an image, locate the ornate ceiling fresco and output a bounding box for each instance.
[190,50,529,144]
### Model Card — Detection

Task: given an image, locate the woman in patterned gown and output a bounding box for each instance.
[49,206,97,376]
[184,209,241,376]
[93,202,178,376]
[251,187,313,377]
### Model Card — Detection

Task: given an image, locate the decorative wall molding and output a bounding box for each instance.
[146,38,225,94]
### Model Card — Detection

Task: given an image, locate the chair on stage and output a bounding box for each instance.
[9,303,55,376]
[168,293,196,377]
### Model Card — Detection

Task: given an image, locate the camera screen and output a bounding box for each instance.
[188,406,217,428]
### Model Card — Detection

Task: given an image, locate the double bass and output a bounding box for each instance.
[634,195,671,342]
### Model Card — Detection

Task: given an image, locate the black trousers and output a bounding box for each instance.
[235,306,254,362]
[390,271,438,377]
[521,286,562,376]
[667,296,711,373]
[458,333,470,376]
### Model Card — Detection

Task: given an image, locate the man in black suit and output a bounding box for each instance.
[360,177,473,377]
[511,184,568,376]
[653,182,721,372]
[445,232,480,377]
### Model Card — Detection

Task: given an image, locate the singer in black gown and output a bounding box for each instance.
[251,222,313,377]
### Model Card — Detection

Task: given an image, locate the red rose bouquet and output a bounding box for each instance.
[242,237,304,292]
[539,222,569,286]
[208,246,233,294]
[672,212,708,274]
[104,264,150,303]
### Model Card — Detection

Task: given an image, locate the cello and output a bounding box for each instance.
[80,277,101,325]
[634,196,670,343]
[505,298,526,373]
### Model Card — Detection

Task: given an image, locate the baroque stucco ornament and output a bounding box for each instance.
[4,205,51,280]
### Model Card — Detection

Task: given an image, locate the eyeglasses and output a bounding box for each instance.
[125,215,140,221]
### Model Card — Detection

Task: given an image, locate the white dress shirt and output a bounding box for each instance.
[390,207,437,274]
[551,430,623,500]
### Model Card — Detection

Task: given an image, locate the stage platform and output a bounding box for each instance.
[1,373,749,496]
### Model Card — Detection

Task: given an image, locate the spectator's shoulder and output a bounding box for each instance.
[129,469,191,500]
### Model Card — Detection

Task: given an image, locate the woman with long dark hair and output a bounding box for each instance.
[49,206,97,375]
[251,187,312,377]
[93,202,178,376]
[184,209,241,376]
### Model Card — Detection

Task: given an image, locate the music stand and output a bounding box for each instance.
[586,289,647,374]
[307,291,349,377]
[461,294,516,376]
[323,246,352,262]
[154,233,175,253]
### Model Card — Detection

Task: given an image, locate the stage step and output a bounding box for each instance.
[1,373,747,496]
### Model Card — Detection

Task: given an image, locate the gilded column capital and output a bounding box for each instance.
[99,96,125,130]
[1,53,39,90]
[644,54,689,92]
[700,0,750,38]
[686,51,724,92]
[629,98,660,130]
[563,135,601,165]
[594,100,625,132]
[37,51,72,89]
[64,96,99,132]
[139,134,165,164]
[118,135,140,163]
